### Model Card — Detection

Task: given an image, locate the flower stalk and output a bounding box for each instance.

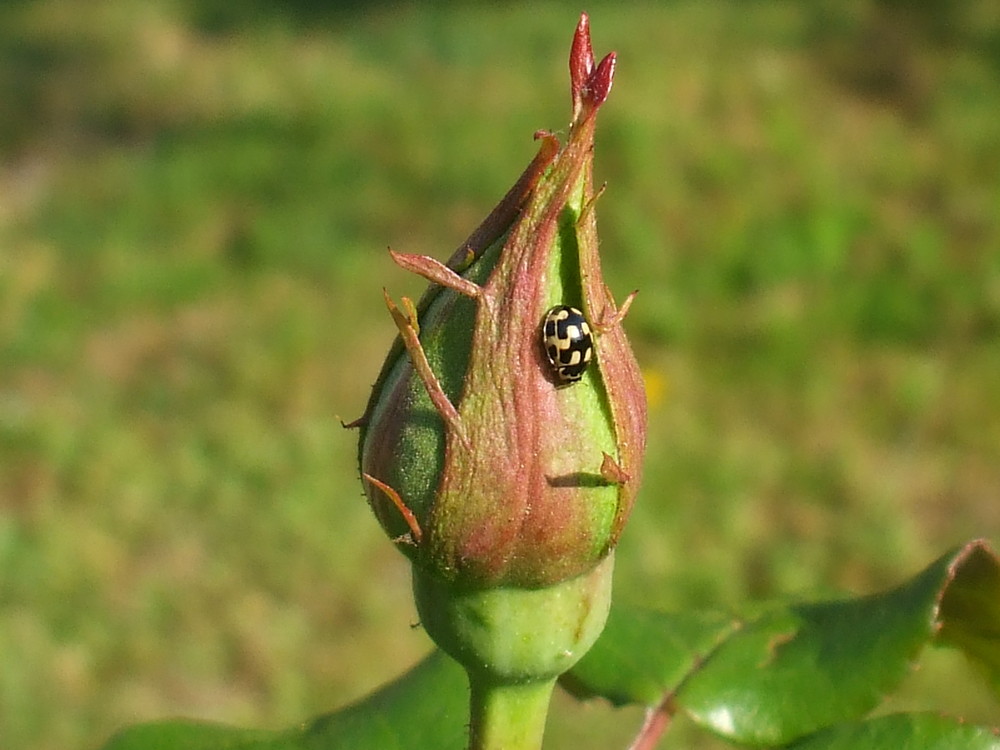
[468,679,557,750]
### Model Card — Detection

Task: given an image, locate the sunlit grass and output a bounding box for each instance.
[1,1,998,749]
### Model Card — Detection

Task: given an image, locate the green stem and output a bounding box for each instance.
[468,677,556,750]
[412,557,615,750]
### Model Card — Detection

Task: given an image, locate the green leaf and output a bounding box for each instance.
[674,556,948,744]
[561,607,738,705]
[786,713,1000,750]
[101,722,291,750]
[101,651,469,750]
[101,542,999,750]
[937,542,1000,696]
[566,539,1000,746]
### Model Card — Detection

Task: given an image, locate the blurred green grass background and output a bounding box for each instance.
[1,1,998,748]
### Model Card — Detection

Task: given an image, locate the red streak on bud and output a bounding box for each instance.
[593,288,638,334]
[383,289,470,450]
[364,473,423,543]
[390,249,482,299]
[600,453,630,485]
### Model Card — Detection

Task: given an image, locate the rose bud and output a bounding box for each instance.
[348,15,646,694]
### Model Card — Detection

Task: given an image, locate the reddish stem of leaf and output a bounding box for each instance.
[627,700,674,750]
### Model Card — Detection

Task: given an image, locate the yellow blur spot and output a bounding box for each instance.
[643,368,668,409]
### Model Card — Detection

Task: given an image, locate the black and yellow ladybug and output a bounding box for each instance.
[541,305,593,384]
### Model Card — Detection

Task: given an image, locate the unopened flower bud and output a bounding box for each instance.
[352,14,646,594]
